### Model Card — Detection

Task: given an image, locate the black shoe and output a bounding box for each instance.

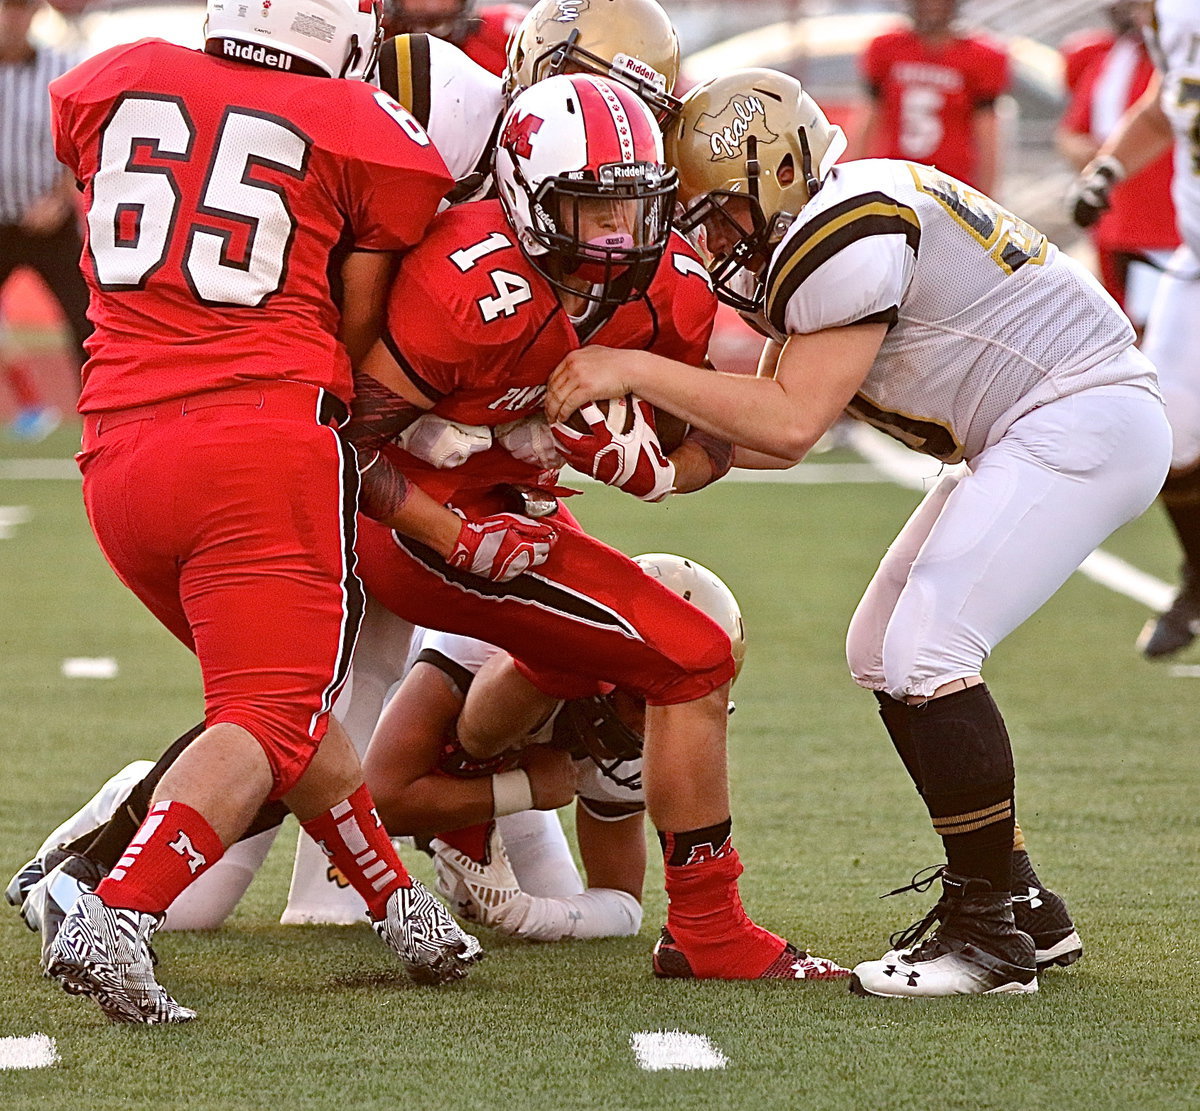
[5,856,46,916]
[25,851,108,967]
[851,872,1036,997]
[1011,852,1083,969]
[1138,566,1200,659]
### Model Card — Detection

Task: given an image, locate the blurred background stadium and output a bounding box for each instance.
[2,0,1111,424]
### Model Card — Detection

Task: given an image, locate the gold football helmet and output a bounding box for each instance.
[664,67,846,314]
[504,0,681,120]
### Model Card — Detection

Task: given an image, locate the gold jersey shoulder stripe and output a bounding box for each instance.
[766,192,920,335]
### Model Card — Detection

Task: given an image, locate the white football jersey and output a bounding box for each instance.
[407,629,644,817]
[761,159,1153,462]
[1150,0,1200,256]
[372,33,504,206]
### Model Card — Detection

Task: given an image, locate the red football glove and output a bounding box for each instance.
[551,395,676,503]
[447,511,557,582]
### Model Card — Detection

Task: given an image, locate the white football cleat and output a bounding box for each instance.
[430,823,526,927]
[851,872,1037,998]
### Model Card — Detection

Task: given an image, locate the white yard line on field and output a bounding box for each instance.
[630,1030,728,1071]
[0,1034,59,1070]
[62,657,119,679]
[0,505,30,538]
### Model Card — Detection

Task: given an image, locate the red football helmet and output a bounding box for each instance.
[494,73,677,307]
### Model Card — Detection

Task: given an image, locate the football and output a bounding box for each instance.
[561,394,689,453]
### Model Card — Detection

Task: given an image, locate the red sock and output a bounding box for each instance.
[3,361,42,408]
[96,800,224,915]
[434,821,494,863]
[300,785,411,920]
[662,840,785,979]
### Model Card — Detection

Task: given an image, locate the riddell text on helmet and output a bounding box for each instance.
[222,39,294,70]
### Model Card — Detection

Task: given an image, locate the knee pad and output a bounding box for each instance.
[906,684,1014,817]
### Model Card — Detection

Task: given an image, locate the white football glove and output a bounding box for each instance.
[398,413,492,469]
[496,412,567,471]
[551,396,675,503]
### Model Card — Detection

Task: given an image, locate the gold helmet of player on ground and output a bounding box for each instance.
[664,67,846,314]
[504,0,681,120]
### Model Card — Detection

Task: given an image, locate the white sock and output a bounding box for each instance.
[496,809,583,897]
[500,887,643,941]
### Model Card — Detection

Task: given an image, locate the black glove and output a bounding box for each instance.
[1067,156,1126,229]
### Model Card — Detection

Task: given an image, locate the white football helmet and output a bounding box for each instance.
[205,0,384,80]
[494,73,677,307]
[634,553,746,681]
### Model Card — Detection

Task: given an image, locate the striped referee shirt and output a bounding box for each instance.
[0,44,81,226]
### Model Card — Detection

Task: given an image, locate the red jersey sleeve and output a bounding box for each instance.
[645,235,717,365]
[1061,70,1094,135]
[967,37,1010,105]
[333,82,454,251]
[860,33,891,93]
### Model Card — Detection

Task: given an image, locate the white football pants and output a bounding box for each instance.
[1140,245,1200,471]
[847,376,1171,699]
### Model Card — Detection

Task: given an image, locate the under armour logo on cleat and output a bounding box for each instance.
[1012,887,1043,910]
[882,964,920,987]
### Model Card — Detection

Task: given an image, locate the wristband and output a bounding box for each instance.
[491,769,534,817]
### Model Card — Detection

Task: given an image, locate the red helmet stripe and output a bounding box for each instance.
[575,76,654,169]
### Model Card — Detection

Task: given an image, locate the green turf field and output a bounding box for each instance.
[1,425,1197,1110]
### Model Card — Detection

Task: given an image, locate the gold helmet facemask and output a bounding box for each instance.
[664,68,846,314]
[504,0,682,121]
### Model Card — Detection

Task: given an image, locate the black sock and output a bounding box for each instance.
[658,818,733,867]
[873,690,923,792]
[906,685,1015,892]
[1160,467,1200,577]
[68,721,287,870]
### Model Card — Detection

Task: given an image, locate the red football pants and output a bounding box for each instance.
[78,382,363,797]
[355,494,734,705]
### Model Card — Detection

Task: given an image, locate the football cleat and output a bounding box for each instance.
[429,824,523,927]
[1137,575,1200,659]
[371,879,484,986]
[652,927,851,981]
[5,855,46,915]
[851,872,1037,998]
[44,892,195,1024]
[25,852,109,963]
[1010,855,1083,969]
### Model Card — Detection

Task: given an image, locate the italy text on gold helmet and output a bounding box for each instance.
[664,67,846,314]
[504,0,681,120]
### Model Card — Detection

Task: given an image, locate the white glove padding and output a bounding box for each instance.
[496,413,567,470]
[551,395,676,502]
[397,413,492,469]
